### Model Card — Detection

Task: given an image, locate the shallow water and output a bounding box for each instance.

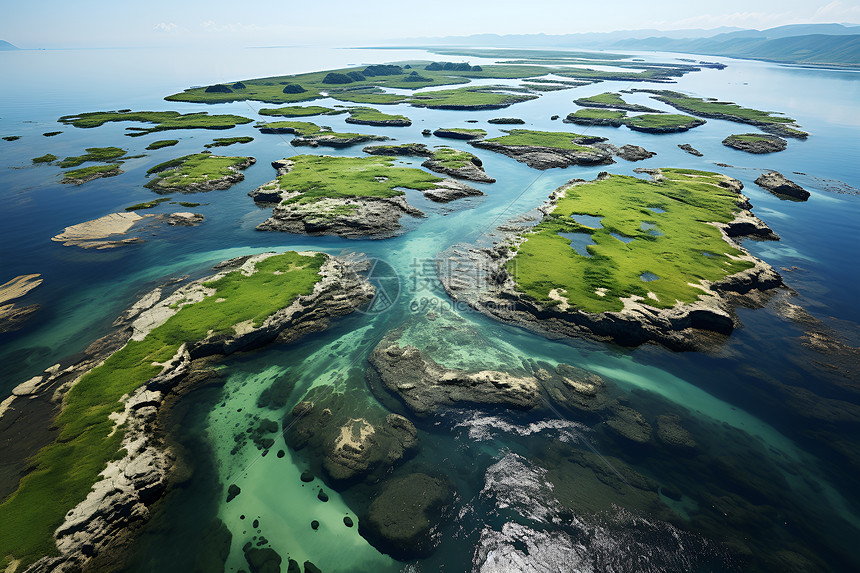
[1,45,859,572]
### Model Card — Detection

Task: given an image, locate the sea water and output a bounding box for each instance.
[1,45,859,572]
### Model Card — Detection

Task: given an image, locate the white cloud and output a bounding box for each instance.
[813,0,860,21]
[153,22,178,33]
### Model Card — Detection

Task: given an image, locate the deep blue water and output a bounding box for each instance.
[1,46,859,572]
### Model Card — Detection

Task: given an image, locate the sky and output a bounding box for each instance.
[2,0,859,48]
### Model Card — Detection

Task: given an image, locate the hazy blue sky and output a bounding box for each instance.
[2,0,859,48]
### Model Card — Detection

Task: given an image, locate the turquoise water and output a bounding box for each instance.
[1,46,859,572]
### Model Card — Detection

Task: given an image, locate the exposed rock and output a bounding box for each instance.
[363,143,433,157]
[343,516,354,527]
[656,414,696,450]
[625,117,706,133]
[550,115,560,120]
[0,274,42,333]
[51,212,152,249]
[754,171,810,200]
[470,138,613,170]
[421,156,495,184]
[422,129,432,136]
[243,543,282,573]
[607,405,652,443]
[284,385,419,485]
[346,116,411,127]
[226,484,241,502]
[5,251,374,573]
[678,143,703,156]
[595,143,656,162]
[488,118,525,124]
[360,473,452,559]
[722,134,787,154]
[421,178,484,202]
[166,212,205,226]
[367,336,541,416]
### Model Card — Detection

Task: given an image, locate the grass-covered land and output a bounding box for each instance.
[178,201,201,207]
[433,127,487,139]
[639,90,808,137]
[256,120,324,135]
[32,154,58,164]
[57,147,128,168]
[482,129,599,151]
[61,164,122,183]
[345,107,411,125]
[429,147,476,169]
[258,106,343,117]
[125,197,171,211]
[145,153,251,192]
[164,62,556,106]
[274,155,442,204]
[58,111,253,137]
[622,113,705,132]
[410,86,538,110]
[204,136,254,148]
[573,92,659,112]
[0,252,326,570]
[256,121,381,146]
[565,109,628,126]
[146,139,179,150]
[507,169,754,313]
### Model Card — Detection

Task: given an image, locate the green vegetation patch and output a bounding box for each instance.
[204,136,254,148]
[58,111,253,137]
[146,139,179,150]
[430,147,475,169]
[507,170,754,313]
[178,201,201,207]
[61,164,122,182]
[145,153,251,191]
[258,106,342,117]
[256,121,378,145]
[622,114,705,131]
[276,155,442,205]
[410,87,538,110]
[346,107,411,124]
[566,109,628,120]
[0,252,325,570]
[483,129,597,151]
[32,154,58,164]
[640,90,808,137]
[125,197,171,211]
[573,92,659,112]
[57,147,128,168]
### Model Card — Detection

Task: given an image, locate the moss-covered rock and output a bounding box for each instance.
[282,84,307,94]
[205,85,233,93]
[322,72,353,85]
[360,473,452,559]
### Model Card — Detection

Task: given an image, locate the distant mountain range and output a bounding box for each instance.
[0,40,19,51]
[402,23,860,67]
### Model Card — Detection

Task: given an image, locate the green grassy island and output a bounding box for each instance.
[204,136,254,148]
[58,110,253,137]
[144,153,255,193]
[61,164,123,185]
[470,128,612,169]
[433,127,487,140]
[622,113,706,133]
[255,120,386,147]
[345,106,412,126]
[57,147,128,168]
[31,154,58,164]
[637,90,808,137]
[145,139,179,150]
[573,92,660,112]
[125,197,172,211]
[257,105,344,117]
[506,169,755,313]
[0,252,328,570]
[565,109,628,127]
[409,86,537,110]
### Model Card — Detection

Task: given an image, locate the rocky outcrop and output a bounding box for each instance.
[437,170,784,351]
[256,195,424,239]
[166,212,205,226]
[564,113,625,127]
[359,473,452,559]
[469,139,613,169]
[61,166,123,185]
[488,118,525,124]
[421,179,484,202]
[51,212,152,249]
[421,155,495,184]
[367,336,542,416]
[722,134,787,154]
[624,116,706,133]
[0,274,42,333]
[3,252,373,573]
[284,385,419,485]
[595,143,656,162]
[678,143,703,156]
[362,143,433,157]
[292,133,388,148]
[754,171,810,200]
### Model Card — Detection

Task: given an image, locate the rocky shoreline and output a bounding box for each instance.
[0,252,374,572]
[469,139,613,169]
[438,170,784,351]
[722,133,787,154]
[61,166,123,185]
[755,171,810,200]
[144,156,255,193]
[345,117,411,127]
